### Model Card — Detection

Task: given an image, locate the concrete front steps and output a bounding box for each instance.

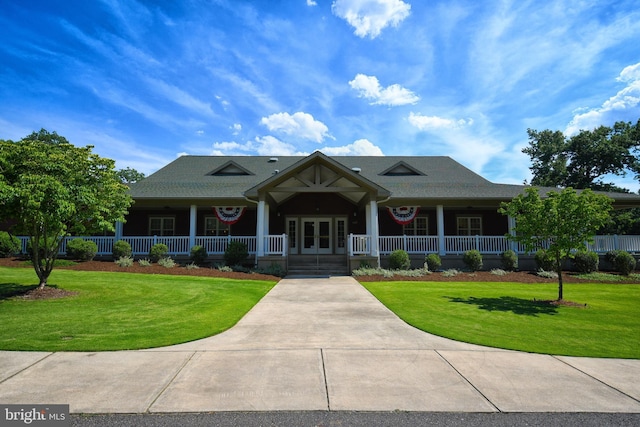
[286,254,350,276]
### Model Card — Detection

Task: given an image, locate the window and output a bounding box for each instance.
[403,216,428,236]
[457,216,482,236]
[204,216,229,236]
[149,217,175,236]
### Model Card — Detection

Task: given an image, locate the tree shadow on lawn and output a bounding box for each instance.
[0,283,39,300]
[445,296,559,316]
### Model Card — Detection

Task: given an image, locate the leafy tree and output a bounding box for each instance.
[499,187,612,300]
[523,120,640,191]
[0,129,132,288]
[117,167,146,185]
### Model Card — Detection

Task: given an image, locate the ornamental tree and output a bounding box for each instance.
[499,187,612,301]
[0,129,133,288]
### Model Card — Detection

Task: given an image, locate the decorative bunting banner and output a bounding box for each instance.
[213,206,246,225]
[387,206,420,225]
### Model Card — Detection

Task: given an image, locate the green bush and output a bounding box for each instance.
[190,245,208,265]
[66,239,98,261]
[157,257,176,268]
[149,243,169,262]
[425,253,442,271]
[501,249,518,271]
[606,250,636,276]
[224,241,249,267]
[463,249,483,271]
[0,232,21,257]
[389,249,410,270]
[572,250,599,273]
[534,249,558,271]
[112,240,132,260]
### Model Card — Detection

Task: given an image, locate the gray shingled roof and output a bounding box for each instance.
[128,154,640,206]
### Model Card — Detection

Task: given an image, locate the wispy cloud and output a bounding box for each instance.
[408,113,473,131]
[332,0,411,39]
[565,62,640,134]
[349,74,419,106]
[260,112,332,143]
[321,138,384,156]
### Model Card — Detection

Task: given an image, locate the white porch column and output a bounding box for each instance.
[256,196,266,257]
[189,205,197,249]
[367,199,380,258]
[508,215,517,252]
[114,221,123,241]
[437,204,445,256]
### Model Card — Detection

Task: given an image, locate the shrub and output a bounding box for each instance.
[501,249,518,271]
[112,240,132,260]
[185,262,200,270]
[425,253,442,271]
[0,232,21,257]
[257,263,286,277]
[572,250,599,274]
[534,249,558,271]
[149,243,169,262]
[442,268,461,277]
[463,250,483,271]
[389,249,410,270]
[490,268,508,276]
[606,250,636,276]
[190,245,208,265]
[66,238,98,261]
[537,269,558,279]
[138,258,152,267]
[224,241,249,267]
[157,257,176,268]
[115,256,133,267]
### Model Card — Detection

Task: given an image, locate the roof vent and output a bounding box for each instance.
[273,169,279,174]
[351,167,361,174]
[268,157,279,162]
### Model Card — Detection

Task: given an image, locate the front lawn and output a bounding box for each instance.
[361,280,640,358]
[0,267,277,351]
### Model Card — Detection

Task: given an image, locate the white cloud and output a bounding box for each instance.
[260,112,332,143]
[565,62,640,135]
[253,136,309,156]
[231,123,242,135]
[307,0,317,6]
[331,0,411,39]
[408,112,473,131]
[321,139,385,156]
[349,74,419,106]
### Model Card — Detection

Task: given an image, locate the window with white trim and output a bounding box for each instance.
[403,216,428,236]
[204,216,229,236]
[457,216,482,236]
[149,217,175,236]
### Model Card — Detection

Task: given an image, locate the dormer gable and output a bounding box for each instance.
[207,161,254,176]
[380,161,425,176]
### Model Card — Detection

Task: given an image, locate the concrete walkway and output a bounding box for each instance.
[0,276,639,413]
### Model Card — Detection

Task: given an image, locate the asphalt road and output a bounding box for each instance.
[71,412,640,427]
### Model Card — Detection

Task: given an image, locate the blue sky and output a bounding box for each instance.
[2,0,640,191]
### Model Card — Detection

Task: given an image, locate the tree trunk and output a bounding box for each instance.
[557,269,564,301]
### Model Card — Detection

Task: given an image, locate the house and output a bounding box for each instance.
[120,151,640,274]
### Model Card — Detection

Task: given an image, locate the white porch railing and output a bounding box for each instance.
[16,234,640,258]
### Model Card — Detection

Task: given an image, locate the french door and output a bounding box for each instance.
[301,218,332,254]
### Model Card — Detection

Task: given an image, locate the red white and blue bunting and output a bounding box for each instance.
[387,206,420,225]
[213,206,246,225]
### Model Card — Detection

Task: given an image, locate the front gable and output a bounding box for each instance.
[244,151,390,205]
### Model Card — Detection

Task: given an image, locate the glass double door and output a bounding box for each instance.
[302,218,332,254]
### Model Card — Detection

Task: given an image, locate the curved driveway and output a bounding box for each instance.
[0,276,639,413]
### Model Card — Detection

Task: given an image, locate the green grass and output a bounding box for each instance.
[361,280,640,358]
[0,267,276,351]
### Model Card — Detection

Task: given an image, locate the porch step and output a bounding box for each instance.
[287,255,350,276]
